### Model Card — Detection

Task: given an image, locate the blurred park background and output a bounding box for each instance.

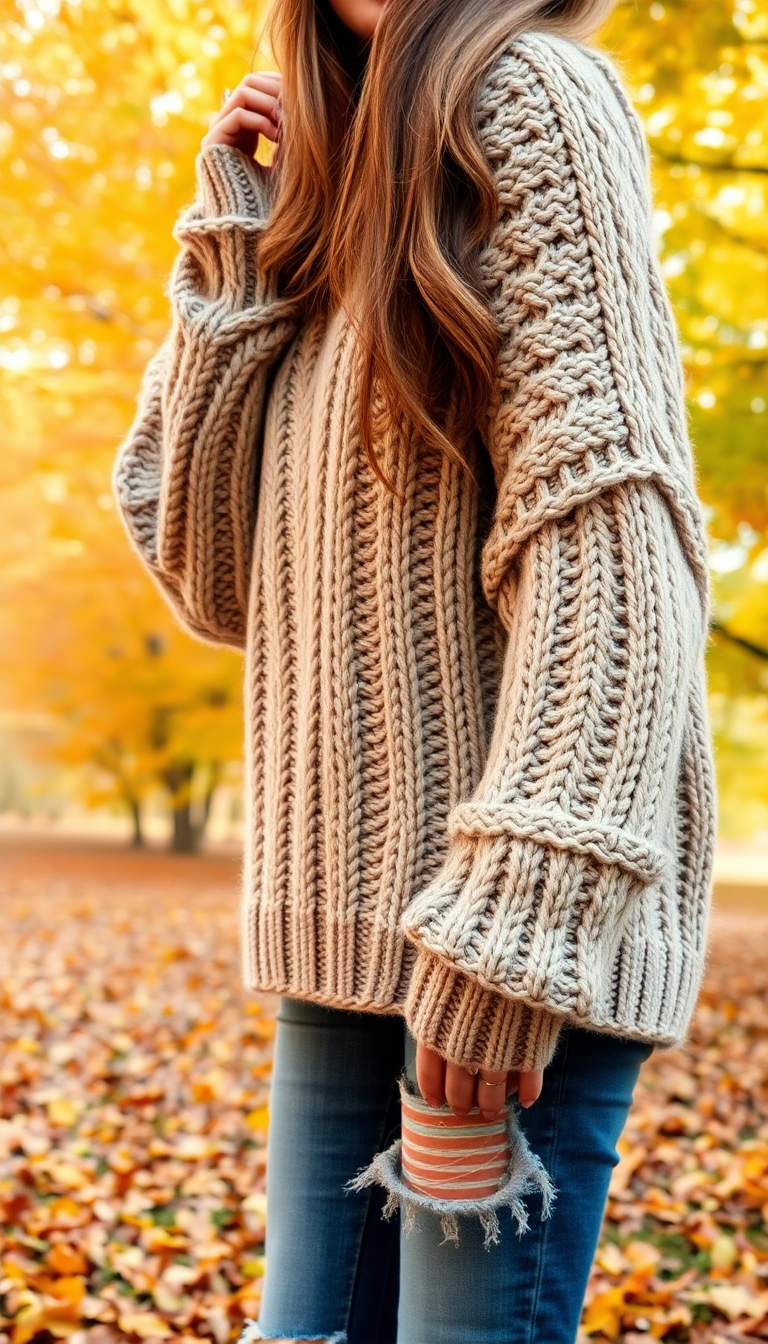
[0,0,767,862]
[1,1,768,1342]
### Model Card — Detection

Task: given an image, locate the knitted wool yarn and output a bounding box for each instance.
[113,31,717,1082]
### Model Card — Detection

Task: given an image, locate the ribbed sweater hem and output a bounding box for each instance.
[239,899,697,1054]
[238,961,694,1054]
[239,902,415,1012]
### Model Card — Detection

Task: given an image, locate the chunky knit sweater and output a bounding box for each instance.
[114,30,717,1077]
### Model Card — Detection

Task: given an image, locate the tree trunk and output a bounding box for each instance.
[128,795,144,848]
[162,759,221,853]
[171,797,200,853]
[163,760,199,853]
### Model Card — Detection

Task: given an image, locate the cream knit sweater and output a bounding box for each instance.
[114,30,717,1078]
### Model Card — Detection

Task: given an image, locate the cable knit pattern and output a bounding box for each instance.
[113,31,717,1078]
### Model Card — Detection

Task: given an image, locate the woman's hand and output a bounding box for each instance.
[201,71,282,157]
[416,1041,543,1120]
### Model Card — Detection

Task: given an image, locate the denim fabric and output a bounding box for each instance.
[253,997,653,1344]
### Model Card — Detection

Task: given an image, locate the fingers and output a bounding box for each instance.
[415,1041,446,1108]
[517,1068,544,1108]
[444,1062,477,1117]
[201,107,279,154]
[245,70,282,94]
[476,1069,509,1120]
[211,80,280,129]
[202,73,282,153]
[415,1047,545,1120]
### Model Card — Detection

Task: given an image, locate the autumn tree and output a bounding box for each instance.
[602,0,768,835]
[0,0,270,849]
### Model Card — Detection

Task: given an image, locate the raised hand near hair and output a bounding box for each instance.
[201,71,282,157]
[416,1041,543,1121]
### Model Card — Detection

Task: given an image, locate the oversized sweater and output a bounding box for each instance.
[113,29,717,1078]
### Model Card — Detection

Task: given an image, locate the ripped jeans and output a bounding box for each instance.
[248,997,653,1344]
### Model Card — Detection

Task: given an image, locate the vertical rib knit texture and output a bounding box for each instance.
[113,31,717,1075]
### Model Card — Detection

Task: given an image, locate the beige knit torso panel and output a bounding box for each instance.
[243,305,508,1009]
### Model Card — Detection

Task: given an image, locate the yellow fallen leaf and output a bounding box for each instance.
[161,1263,203,1288]
[141,1225,189,1252]
[81,1295,117,1323]
[172,1134,211,1160]
[40,1320,81,1340]
[46,1099,81,1128]
[236,1291,263,1318]
[48,1162,89,1190]
[630,1303,692,1335]
[245,1105,270,1131]
[108,1144,137,1174]
[595,1243,626,1275]
[624,1240,662,1272]
[241,1192,268,1216]
[1,1262,27,1282]
[705,1285,768,1321]
[710,1233,739,1272]
[194,1238,235,1264]
[30,1197,90,1232]
[12,1296,46,1344]
[15,1037,41,1054]
[152,1283,187,1313]
[240,1258,265,1279]
[608,1142,647,1196]
[118,1311,174,1338]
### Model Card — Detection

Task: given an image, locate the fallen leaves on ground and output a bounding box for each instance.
[0,843,271,1344]
[1,842,767,1344]
[579,914,768,1343]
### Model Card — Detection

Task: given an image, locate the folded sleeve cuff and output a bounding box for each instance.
[446,802,668,884]
[193,142,273,222]
[405,948,564,1074]
[168,144,298,331]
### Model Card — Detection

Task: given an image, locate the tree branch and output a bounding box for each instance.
[711,620,768,661]
[652,147,768,177]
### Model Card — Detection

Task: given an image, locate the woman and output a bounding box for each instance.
[113,0,717,1330]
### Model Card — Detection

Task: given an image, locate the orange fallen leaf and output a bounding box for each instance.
[581,1285,626,1338]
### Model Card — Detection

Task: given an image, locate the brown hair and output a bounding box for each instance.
[259,0,615,495]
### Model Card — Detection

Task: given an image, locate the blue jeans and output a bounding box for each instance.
[253,997,653,1344]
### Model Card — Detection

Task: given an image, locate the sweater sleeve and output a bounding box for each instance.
[401,38,711,1075]
[112,143,301,649]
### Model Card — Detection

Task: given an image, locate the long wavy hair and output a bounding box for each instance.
[258,0,615,495]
